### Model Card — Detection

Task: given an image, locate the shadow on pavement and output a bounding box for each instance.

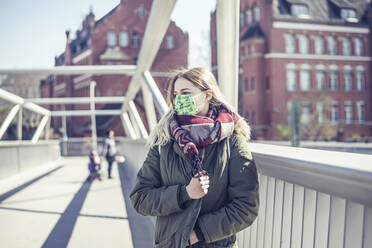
[118,162,155,248]
[41,179,92,248]
[0,165,64,204]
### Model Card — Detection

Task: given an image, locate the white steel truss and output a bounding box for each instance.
[0,0,241,143]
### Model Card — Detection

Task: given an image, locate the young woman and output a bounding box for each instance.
[130,67,259,248]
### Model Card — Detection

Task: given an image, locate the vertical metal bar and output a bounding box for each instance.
[121,112,137,139]
[0,104,20,139]
[141,83,158,132]
[128,100,149,139]
[216,0,240,109]
[90,81,97,150]
[17,106,23,140]
[45,117,51,140]
[32,115,49,143]
[142,71,169,116]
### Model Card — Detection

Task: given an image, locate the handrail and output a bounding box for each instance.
[250,143,372,207]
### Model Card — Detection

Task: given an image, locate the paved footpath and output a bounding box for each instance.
[0,157,152,248]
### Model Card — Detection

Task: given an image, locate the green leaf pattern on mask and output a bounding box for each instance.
[174,94,197,115]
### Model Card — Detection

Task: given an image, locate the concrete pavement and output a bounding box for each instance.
[0,157,153,248]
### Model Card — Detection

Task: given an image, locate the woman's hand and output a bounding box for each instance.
[186,174,210,199]
[189,230,199,245]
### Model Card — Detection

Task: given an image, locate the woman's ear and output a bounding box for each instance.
[205,90,212,101]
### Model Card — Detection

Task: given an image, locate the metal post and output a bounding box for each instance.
[142,71,169,116]
[90,81,98,150]
[128,101,149,139]
[17,106,23,140]
[141,84,158,131]
[290,101,300,147]
[216,0,240,109]
[32,115,49,143]
[121,112,138,139]
[0,105,20,139]
[62,105,68,155]
[45,117,51,140]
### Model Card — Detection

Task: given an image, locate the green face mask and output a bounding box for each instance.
[174,92,205,115]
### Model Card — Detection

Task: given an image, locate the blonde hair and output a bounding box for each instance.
[147,67,251,148]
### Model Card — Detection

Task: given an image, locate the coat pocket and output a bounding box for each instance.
[154,232,176,248]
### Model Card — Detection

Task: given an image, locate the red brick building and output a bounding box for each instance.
[211,0,372,141]
[41,0,188,137]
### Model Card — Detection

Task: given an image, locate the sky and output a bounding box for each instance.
[0,0,216,69]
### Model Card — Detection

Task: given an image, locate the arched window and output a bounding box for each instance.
[120,31,129,47]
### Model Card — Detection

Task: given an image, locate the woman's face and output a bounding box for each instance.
[173,77,211,115]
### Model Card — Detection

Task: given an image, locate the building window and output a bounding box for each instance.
[344,101,353,124]
[341,8,356,20]
[246,9,252,25]
[315,36,324,55]
[291,4,309,16]
[330,70,338,91]
[342,37,351,56]
[316,70,325,90]
[299,35,309,54]
[356,71,365,91]
[285,34,295,53]
[357,101,365,122]
[300,69,310,91]
[250,44,255,54]
[266,76,270,90]
[117,89,123,96]
[327,36,337,55]
[316,101,325,124]
[344,70,352,91]
[119,31,129,47]
[287,69,297,91]
[331,101,339,124]
[107,31,116,47]
[354,38,364,56]
[137,7,145,17]
[251,111,256,124]
[300,102,312,125]
[107,88,113,96]
[132,32,140,48]
[245,78,249,91]
[244,46,249,56]
[240,12,244,27]
[251,78,255,91]
[166,35,174,49]
[253,6,260,22]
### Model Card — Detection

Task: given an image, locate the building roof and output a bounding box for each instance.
[95,4,120,26]
[274,0,370,24]
[241,23,266,41]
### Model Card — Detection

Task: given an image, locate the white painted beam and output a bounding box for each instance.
[51,110,122,117]
[27,96,126,104]
[121,0,177,112]
[0,65,137,75]
[128,101,149,139]
[31,115,49,143]
[216,0,240,109]
[0,105,20,139]
[121,112,138,139]
[142,71,169,116]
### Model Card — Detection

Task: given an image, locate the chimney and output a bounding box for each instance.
[64,30,72,66]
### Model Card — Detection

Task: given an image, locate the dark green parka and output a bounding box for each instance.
[130,133,259,248]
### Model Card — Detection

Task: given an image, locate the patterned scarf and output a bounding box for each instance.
[170,104,238,174]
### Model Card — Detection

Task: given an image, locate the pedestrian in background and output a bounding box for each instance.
[103,130,117,179]
[130,67,259,247]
